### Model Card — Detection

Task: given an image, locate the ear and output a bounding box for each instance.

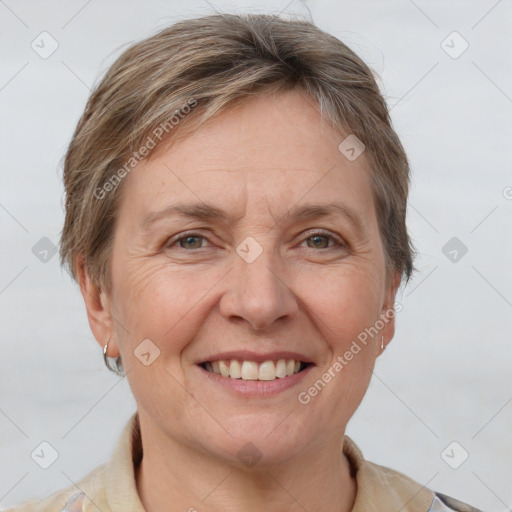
[76,255,119,357]
[379,270,402,352]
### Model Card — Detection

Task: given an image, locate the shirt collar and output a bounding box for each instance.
[102,411,434,512]
[343,434,434,511]
[104,411,145,512]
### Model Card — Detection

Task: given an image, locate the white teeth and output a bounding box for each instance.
[203,358,306,380]
[229,360,241,379]
[275,359,287,378]
[258,360,277,381]
[211,361,221,375]
[219,360,230,377]
[241,361,259,380]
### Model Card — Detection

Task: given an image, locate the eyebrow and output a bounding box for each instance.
[283,202,367,232]
[141,203,239,232]
[140,201,367,233]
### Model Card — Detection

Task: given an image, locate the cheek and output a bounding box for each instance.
[110,266,206,411]
[304,264,384,351]
[298,269,382,430]
[314,268,382,409]
[112,263,222,354]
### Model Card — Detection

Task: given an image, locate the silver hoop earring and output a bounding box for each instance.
[103,338,124,377]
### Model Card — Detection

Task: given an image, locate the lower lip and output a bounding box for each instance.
[195,364,314,397]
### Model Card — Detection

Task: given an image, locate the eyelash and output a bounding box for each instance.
[166,230,347,251]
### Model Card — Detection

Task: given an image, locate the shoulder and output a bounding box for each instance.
[4,463,107,512]
[343,436,482,512]
[6,491,86,512]
[368,462,482,512]
[364,460,483,512]
[430,492,484,512]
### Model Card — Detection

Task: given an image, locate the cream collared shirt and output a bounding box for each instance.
[7,412,482,512]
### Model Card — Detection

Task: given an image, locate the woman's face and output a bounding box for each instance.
[87,89,399,466]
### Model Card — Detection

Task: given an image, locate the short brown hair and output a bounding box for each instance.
[60,13,415,296]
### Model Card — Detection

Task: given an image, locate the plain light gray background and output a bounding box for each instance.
[1,0,511,510]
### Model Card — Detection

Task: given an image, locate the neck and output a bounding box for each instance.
[135,420,357,512]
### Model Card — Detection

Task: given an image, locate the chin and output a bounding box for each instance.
[203,414,312,468]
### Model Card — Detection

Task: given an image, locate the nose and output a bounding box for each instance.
[219,246,298,331]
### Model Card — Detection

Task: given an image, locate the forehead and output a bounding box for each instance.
[118,90,376,226]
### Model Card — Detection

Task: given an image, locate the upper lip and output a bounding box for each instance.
[196,350,314,365]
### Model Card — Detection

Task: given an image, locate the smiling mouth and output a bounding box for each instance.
[199,359,312,381]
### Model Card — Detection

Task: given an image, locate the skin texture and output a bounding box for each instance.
[77,89,401,512]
